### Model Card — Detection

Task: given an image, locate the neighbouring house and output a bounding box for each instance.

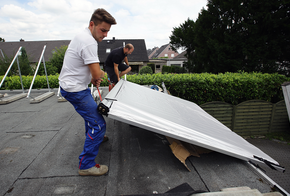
[147,59,166,73]
[0,38,149,73]
[146,46,187,73]
[147,47,159,59]
[149,44,179,59]
[167,51,187,67]
[146,44,186,73]
[0,39,70,64]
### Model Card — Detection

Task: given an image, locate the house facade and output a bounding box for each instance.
[0,38,149,73]
[167,51,187,67]
[147,47,159,59]
[0,40,70,64]
[146,46,187,73]
[149,44,179,59]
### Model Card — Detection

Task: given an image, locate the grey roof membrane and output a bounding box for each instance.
[0,86,289,196]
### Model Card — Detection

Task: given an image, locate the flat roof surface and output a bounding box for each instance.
[0,88,289,196]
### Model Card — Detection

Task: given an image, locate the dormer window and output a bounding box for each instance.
[106,48,111,53]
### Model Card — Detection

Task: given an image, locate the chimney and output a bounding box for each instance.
[20,38,24,42]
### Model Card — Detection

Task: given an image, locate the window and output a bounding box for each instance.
[156,65,160,69]
[171,54,175,57]
[164,54,168,57]
[106,48,111,53]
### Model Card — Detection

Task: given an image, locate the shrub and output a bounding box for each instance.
[139,66,153,75]
[162,65,170,73]
[37,62,58,76]
[171,65,186,73]
[162,65,186,73]
[19,47,33,76]
[49,45,68,73]
[147,63,155,73]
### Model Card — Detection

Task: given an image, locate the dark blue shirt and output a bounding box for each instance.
[105,47,127,68]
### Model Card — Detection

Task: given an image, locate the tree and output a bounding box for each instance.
[0,37,5,42]
[50,45,68,73]
[0,47,33,76]
[19,47,33,75]
[37,61,58,76]
[38,45,67,75]
[170,0,290,75]
[170,18,196,72]
[0,53,11,75]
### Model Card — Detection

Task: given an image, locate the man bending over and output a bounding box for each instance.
[105,43,134,87]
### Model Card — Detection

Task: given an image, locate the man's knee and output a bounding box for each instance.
[123,66,131,74]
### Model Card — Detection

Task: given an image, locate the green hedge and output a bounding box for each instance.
[0,75,59,90]
[126,72,289,105]
[0,74,110,90]
[1,72,289,105]
[162,65,186,73]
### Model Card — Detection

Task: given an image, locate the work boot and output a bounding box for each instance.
[78,164,108,176]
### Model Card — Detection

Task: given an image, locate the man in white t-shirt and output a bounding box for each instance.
[59,8,116,176]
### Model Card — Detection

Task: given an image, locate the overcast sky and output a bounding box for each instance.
[0,0,207,51]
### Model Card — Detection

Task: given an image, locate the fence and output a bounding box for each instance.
[200,100,289,136]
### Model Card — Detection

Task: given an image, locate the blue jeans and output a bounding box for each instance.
[60,87,106,170]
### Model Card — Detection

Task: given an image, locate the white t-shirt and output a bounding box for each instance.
[59,28,100,92]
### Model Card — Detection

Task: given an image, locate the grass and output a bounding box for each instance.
[245,131,290,145]
[264,131,290,144]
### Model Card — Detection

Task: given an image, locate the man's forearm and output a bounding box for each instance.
[124,57,129,65]
[94,70,104,79]
[89,63,104,79]
[114,66,119,80]
[113,63,120,81]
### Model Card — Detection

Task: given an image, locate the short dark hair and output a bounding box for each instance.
[90,8,117,26]
[125,43,134,50]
